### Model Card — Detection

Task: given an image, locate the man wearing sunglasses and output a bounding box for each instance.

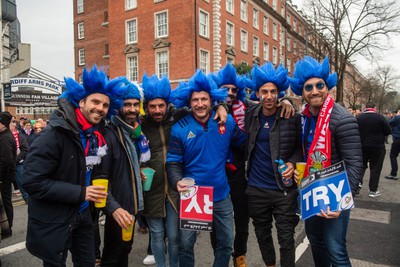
[290,56,363,266]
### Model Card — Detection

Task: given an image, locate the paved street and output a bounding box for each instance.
[1,141,399,266]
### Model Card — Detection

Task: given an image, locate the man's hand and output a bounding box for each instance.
[112,208,134,229]
[177,180,189,193]
[85,185,107,203]
[140,168,147,182]
[277,99,295,118]
[293,169,301,185]
[281,162,294,179]
[317,206,341,219]
[214,104,228,124]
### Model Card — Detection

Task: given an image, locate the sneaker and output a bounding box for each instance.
[355,183,362,195]
[385,175,398,180]
[143,255,155,265]
[369,191,381,198]
[233,255,247,267]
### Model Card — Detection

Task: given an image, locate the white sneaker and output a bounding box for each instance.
[143,255,156,265]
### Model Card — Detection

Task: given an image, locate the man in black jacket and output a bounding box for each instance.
[244,63,302,267]
[357,102,391,197]
[23,66,126,267]
[0,112,16,238]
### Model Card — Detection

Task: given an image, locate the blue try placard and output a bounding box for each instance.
[299,161,354,221]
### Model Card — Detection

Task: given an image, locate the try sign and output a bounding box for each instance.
[180,186,213,231]
[299,161,354,220]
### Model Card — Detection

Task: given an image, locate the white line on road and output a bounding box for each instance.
[0,241,26,256]
[295,236,309,262]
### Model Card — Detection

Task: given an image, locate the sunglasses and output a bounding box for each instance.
[304,81,325,92]
[222,86,238,94]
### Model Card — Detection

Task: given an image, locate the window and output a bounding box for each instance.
[125,0,137,10]
[200,49,210,74]
[77,0,84,14]
[272,0,277,10]
[240,30,248,52]
[226,0,234,14]
[104,43,109,56]
[155,11,168,38]
[253,36,259,57]
[77,22,84,39]
[253,9,259,29]
[263,42,269,61]
[199,10,209,38]
[127,55,138,81]
[287,36,291,52]
[287,14,291,24]
[294,19,297,32]
[226,22,234,46]
[272,47,277,64]
[78,49,85,66]
[287,57,291,72]
[263,16,269,35]
[281,5,285,17]
[293,41,297,55]
[240,1,247,22]
[126,19,138,44]
[272,22,277,40]
[156,50,168,78]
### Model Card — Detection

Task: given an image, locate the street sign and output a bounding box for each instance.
[3,83,11,99]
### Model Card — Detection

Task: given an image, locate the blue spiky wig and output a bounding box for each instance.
[60,65,127,117]
[121,79,142,100]
[210,63,247,102]
[170,70,227,108]
[142,73,172,103]
[246,62,290,93]
[289,56,337,96]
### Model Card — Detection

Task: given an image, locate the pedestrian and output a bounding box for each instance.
[244,62,302,267]
[385,110,400,180]
[0,111,16,238]
[98,80,149,267]
[20,120,36,146]
[166,70,245,267]
[357,102,391,197]
[22,66,126,266]
[290,56,363,266]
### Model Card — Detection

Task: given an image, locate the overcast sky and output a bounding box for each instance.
[16,0,400,81]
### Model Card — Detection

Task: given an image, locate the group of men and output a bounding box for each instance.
[5,55,371,267]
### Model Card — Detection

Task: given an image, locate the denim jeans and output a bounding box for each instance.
[305,209,351,267]
[179,196,234,267]
[147,199,179,267]
[15,164,29,200]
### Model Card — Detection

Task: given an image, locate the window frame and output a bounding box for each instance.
[127,55,139,82]
[226,0,234,14]
[199,49,210,74]
[155,10,168,38]
[253,35,259,57]
[272,46,277,65]
[253,8,259,29]
[125,0,137,10]
[240,29,248,52]
[77,0,84,14]
[226,21,234,46]
[77,22,84,40]
[199,9,210,38]
[156,49,169,78]
[263,42,269,61]
[126,18,138,44]
[240,0,247,22]
[78,48,85,66]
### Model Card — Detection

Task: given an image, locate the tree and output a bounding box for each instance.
[233,62,252,75]
[304,0,400,102]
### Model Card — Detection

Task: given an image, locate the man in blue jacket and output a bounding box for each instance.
[385,110,400,180]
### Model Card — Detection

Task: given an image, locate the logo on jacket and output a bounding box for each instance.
[187,131,196,140]
[218,124,226,134]
[264,122,269,128]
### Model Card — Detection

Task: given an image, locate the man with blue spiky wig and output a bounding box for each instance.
[244,62,303,267]
[290,56,363,266]
[166,70,245,267]
[23,65,127,266]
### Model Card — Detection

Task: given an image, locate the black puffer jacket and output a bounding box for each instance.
[245,104,303,191]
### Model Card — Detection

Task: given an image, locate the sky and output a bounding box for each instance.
[16,0,400,81]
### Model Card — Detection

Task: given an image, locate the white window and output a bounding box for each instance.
[125,0,137,10]
[263,16,269,35]
[272,0,277,10]
[272,47,277,64]
[126,19,138,44]
[253,36,259,57]
[77,22,84,39]
[287,36,291,52]
[253,9,259,29]
[281,5,285,17]
[240,30,248,52]
[200,49,210,74]
[226,22,234,46]
[287,14,291,24]
[226,0,234,14]
[155,11,168,38]
[77,0,84,14]
[273,22,277,40]
[263,42,269,61]
[287,57,291,72]
[78,48,85,66]
[199,10,209,38]
[127,55,138,81]
[156,50,168,78]
[294,19,297,32]
[293,41,297,55]
[240,1,247,22]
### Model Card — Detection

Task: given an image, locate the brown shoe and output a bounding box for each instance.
[233,255,247,267]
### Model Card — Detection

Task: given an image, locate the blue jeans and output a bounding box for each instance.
[305,209,351,267]
[179,196,234,267]
[15,164,29,200]
[147,199,179,267]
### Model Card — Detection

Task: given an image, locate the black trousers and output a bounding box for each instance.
[389,140,400,176]
[361,148,386,191]
[246,185,299,267]
[0,177,13,231]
